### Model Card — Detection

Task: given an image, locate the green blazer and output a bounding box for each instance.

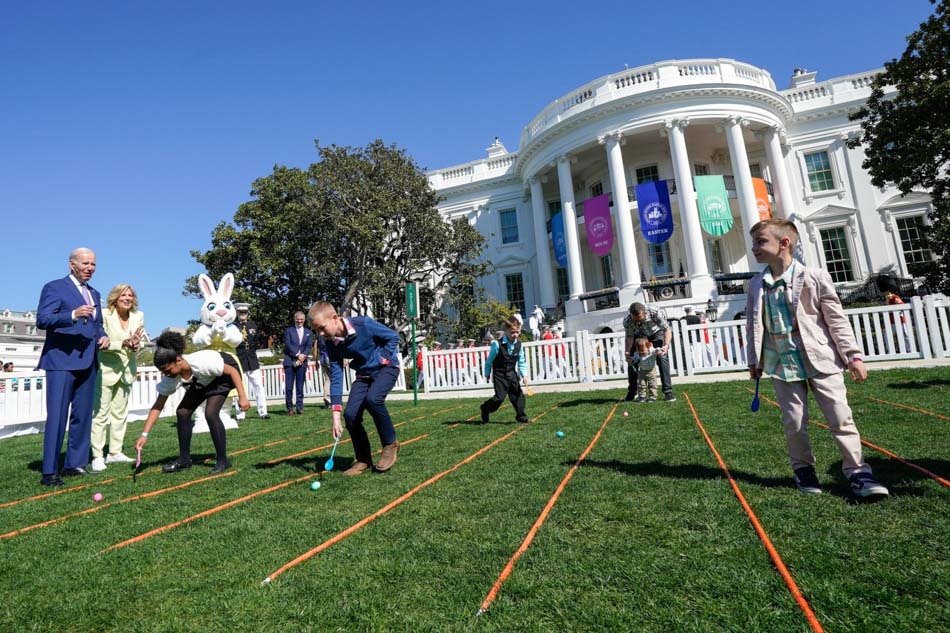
[98,308,146,387]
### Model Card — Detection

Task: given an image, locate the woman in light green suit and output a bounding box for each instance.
[90,284,145,472]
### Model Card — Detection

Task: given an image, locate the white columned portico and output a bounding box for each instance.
[528,176,557,309]
[599,131,642,304]
[556,155,585,313]
[761,126,796,221]
[664,119,714,297]
[724,116,760,261]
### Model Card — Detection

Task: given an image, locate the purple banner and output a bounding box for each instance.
[582,194,614,256]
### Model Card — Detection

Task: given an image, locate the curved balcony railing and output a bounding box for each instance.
[520,59,777,147]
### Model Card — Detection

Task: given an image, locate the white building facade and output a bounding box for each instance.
[428,58,934,334]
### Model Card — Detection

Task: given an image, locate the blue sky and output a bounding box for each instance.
[0,1,935,335]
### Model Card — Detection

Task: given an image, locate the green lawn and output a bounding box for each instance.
[1,368,947,632]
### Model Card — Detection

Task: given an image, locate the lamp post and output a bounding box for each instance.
[705,298,718,322]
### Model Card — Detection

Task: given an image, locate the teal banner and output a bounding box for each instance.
[695,175,733,237]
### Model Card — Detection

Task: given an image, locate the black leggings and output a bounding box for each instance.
[176,394,228,464]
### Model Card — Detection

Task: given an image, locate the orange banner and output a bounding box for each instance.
[752,177,772,221]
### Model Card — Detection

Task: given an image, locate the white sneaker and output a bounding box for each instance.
[105,452,135,464]
[91,457,107,472]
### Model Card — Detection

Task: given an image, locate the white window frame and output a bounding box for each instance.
[884,205,934,277]
[498,208,520,246]
[812,221,858,283]
[796,145,845,202]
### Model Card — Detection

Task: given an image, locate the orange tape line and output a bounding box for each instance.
[477,403,616,614]
[261,406,559,585]
[684,392,825,633]
[1,470,236,540]
[866,396,949,421]
[751,389,950,489]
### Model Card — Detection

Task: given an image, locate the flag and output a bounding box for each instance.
[550,212,567,267]
[695,175,733,236]
[752,177,772,221]
[582,193,614,255]
[635,180,674,244]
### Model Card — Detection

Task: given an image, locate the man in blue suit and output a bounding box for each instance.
[283,311,313,415]
[35,248,110,486]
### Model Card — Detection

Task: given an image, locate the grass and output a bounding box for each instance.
[1,367,947,632]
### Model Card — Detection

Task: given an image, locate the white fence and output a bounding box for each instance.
[2,295,949,436]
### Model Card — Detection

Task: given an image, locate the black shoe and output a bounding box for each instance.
[40,473,64,486]
[516,416,529,424]
[664,393,677,402]
[162,460,192,473]
[480,406,489,424]
[260,414,270,419]
[210,460,232,474]
[62,467,89,477]
[793,466,822,494]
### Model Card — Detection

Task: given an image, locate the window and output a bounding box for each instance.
[636,165,659,184]
[499,209,519,244]
[505,273,525,315]
[648,242,672,277]
[819,227,854,282]
[895,215,932,267]
[694,163,709,176]
[26,325,37,335]
[2,323,13,334]
[590,181,603,198]
[556,267,569,302]
[804,151,835,192]
[706,239,724,274]
[600,254,614,287]
[749,163,762,179]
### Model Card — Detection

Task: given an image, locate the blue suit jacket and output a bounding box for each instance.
[283,326,314,367]
[36,276,107,371]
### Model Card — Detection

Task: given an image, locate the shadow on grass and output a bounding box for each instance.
[824,457,947,502]
[557,397,624,407]
[580,459,789,489]
[885,378,950,390]
[253,455,328,473]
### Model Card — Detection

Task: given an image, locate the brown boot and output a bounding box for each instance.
[376,441,400,472]
[343,462,371,476]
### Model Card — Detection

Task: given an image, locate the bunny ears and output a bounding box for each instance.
[198,273,235,301]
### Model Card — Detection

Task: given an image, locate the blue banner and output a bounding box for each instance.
[635,180,674,244]
[551,212,567,267]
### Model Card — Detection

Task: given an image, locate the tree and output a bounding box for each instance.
[848,0,950,293]
[189,140,491,347]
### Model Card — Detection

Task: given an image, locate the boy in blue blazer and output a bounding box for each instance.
[308,301,401,475]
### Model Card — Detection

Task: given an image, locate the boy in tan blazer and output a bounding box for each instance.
[746,219,887,499]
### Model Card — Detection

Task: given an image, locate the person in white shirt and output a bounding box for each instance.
[135,331,249,474]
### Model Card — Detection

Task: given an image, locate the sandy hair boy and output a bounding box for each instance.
[745,219,887,498]
[308,301,401,475]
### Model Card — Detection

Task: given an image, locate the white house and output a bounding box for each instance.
[428,58,934,334]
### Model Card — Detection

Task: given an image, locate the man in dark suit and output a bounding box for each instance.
[282,311,313,415]
[35,248,110,486]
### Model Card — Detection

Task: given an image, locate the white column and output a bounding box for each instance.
[724,116,760,262]
[665,119,713,297]
[600,131,642,303]
[529,177,557,309]
[762,126,796,221]
[556,156,585,307]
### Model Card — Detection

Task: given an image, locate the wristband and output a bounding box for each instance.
[140,432,149,438]
[851,356,863,363]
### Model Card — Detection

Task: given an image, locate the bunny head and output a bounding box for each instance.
[197,273,237,329]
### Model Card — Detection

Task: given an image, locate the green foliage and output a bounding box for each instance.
[848,0,950,293]
[189,140,491,347]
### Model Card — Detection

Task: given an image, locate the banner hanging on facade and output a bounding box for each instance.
[695,175,734,236]
[550,212,567,268]
[635,180,674,244]
[582,193,614,255]
[752,177,772,221]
